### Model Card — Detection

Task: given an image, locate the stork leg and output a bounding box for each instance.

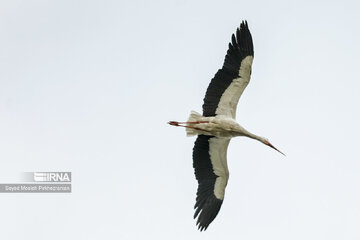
[167,121,210,132]
[168,121,209,126]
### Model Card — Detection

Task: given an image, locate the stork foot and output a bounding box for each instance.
[168,121,180,126]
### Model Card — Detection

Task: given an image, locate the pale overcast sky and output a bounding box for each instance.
[1,0,360,239]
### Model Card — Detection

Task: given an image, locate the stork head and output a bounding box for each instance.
[263,139,285,156]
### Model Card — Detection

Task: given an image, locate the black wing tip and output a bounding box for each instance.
[197,221,209,231]
[236,20,254,56]
[240,20,249,28]
[193,194,223,231]
[228,20,254,58]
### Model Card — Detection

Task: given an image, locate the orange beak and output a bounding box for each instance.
[266,141,286,156]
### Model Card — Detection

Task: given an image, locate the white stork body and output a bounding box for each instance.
[185,111,250,138]
[168,21,284,231]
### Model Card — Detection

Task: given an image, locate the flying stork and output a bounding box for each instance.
[168,21,284,231]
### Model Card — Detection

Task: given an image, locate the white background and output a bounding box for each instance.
[1,0,360,239]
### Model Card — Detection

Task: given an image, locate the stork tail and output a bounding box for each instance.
[186,111,203,136]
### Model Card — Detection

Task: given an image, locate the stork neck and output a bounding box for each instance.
[242,129,266,144]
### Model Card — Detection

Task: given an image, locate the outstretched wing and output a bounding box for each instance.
[202,21,254,118]
[193,135,230,231]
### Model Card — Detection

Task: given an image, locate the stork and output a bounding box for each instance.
[168,21,285,231]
